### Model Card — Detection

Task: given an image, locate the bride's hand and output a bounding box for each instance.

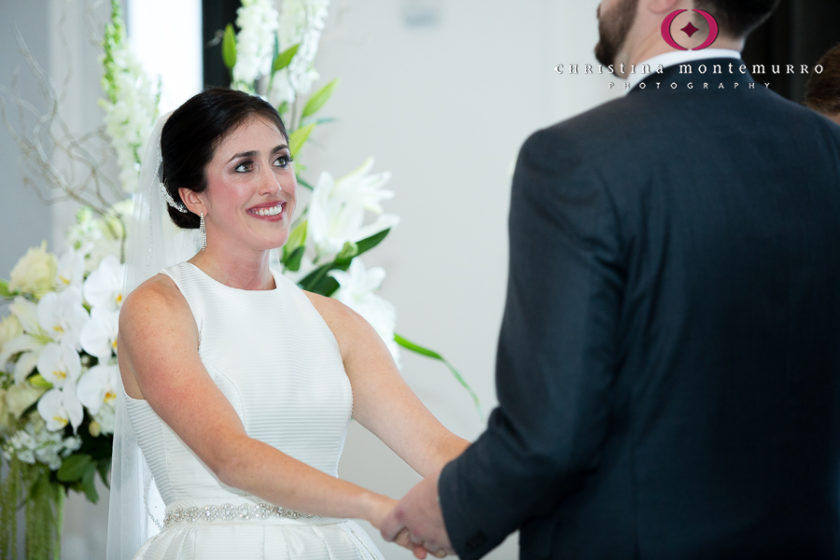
[365,494,438,557]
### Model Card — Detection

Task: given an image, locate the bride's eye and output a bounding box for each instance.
[273,155,293,168]
[234,161,254,173]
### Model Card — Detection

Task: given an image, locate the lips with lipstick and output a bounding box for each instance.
[248,201,288,219]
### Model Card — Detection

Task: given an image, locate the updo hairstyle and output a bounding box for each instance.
[160,88,289,228]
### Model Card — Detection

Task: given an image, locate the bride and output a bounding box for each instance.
[107,88,467,559]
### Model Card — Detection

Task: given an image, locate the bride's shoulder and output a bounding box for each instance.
[120,273,189,328]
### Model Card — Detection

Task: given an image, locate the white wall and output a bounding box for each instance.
[0,0,619,558]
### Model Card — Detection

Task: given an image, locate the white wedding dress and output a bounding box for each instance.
[124,262,383,559]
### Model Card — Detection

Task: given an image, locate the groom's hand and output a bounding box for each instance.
[381,469,454,558]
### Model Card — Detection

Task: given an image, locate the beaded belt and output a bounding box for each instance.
[163,502,316,528]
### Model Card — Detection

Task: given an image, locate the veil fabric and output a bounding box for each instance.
[106,113,201,559]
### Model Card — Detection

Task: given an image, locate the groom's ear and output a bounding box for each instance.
[646,0,682,16]
[179,187,206,217]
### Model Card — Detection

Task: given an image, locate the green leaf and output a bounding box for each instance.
[301,79,338,120]
[222,24,237,70]
[283,220,308,256]
[0,279,12,298]
[297,176,315,191]
[289,123,315,159]
[96,458,111,489]
[356,228,391,257]
[394,333,483,419]
[272,43,300,74]
[28,374,53,389]
[80,463,99,503]
[283,247,305,272]
[335,241,359,265]
[277,100,289,117]
[57,454,92,483]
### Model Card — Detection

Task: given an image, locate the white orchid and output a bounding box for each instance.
[80,307,119,362]
[0,298,50,383]
[83,254,125,312]
[37,384,84,432]
[37,288,89,350]
[55,248,86,290]
[36,343,82,389]
[309,159,399,256]
[232,0,280,89]
[331,259,399,364]
[77,363,118,416]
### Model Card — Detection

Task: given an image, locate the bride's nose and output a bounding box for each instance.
[258,166,282,195]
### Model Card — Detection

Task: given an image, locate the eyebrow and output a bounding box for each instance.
[226,144,289,163]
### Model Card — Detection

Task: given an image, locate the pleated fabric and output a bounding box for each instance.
[125,262,382,559]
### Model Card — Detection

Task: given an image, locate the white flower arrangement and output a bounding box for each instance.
[0,7,479,551]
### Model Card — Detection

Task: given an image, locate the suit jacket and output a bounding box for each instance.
[439,59,840,559]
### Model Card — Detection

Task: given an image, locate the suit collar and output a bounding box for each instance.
[628,58,756,95]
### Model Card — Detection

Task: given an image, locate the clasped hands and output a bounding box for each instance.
[380,469,455,559]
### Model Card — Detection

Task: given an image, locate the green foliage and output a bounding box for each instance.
[222,24,237,70]
[301,79,338,120]
[289,123,315,159]
[272,43,300,74]
[394,334,483,418]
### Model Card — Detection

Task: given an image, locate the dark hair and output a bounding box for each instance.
[693,0,780,38]
[161,88,289,228]
[805,44,840,116]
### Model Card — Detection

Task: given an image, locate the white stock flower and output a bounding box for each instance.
[8,242,58,297]
[37,384,84,432]
[83,255,125,312]
[100,5,158,194]
[4,416,82,468]
[55,248,86,290]
[77,363,118,416]
[309,159,399,256]
[330,259,400,364]
[36,343,82,388]
[270,0,330,105]
[37,288,89,350]
[80,307,119,362]
[232,0,280,88]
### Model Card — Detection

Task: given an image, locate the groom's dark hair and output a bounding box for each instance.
[693,0,780,38]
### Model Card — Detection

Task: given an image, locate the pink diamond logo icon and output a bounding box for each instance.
[681,22,699,37]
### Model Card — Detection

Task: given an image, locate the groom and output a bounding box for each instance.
[383,0,840,558]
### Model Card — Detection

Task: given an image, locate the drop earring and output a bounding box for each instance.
[199,212,206,250]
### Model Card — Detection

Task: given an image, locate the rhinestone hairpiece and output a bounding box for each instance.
[159,182,189,213]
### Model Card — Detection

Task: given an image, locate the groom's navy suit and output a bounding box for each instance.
[439,60,840,559]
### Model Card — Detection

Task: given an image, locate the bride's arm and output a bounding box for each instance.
[304,292,470,477]
[118,275,397,528]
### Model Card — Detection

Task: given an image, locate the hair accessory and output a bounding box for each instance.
[159,182,189,214]
[199,212,206,250]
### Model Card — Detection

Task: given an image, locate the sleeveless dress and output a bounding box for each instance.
[124,262,383,559]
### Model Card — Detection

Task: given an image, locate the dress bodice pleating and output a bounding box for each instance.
[124,262,382,559]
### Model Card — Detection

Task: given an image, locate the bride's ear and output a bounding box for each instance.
[179,187,206,217]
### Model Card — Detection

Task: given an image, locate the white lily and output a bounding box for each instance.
[36,342,82,388]
[77,363,118,416]
[330,259,400,364]
[55,248,86,290]
[83,254,125,312]
[309,158,399,256]
[37,288,89,350]
[80,307,119,362]
[37,384,84,432]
